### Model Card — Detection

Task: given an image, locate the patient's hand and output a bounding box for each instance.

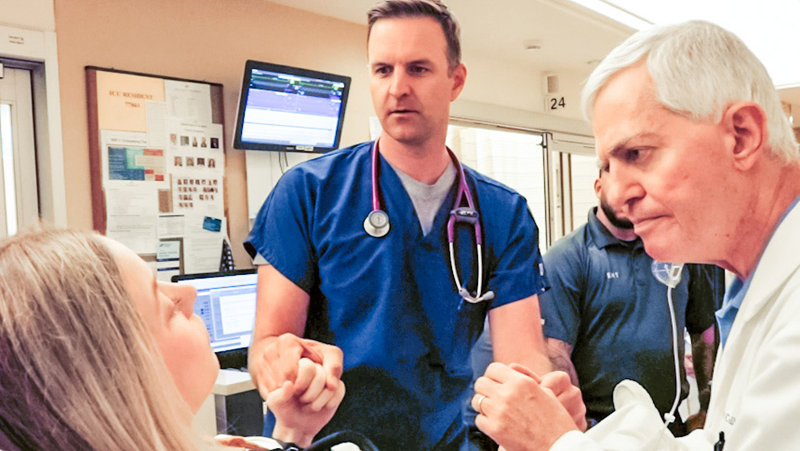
[268,358,346,448]
[251,333,344,399]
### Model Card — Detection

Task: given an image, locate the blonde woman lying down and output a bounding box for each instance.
[0,229,350,450]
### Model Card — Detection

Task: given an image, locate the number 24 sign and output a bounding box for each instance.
[547,96,566,110]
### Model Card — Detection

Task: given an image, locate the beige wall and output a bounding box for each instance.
[456,52,587,124]
[54,0,376,267]
[1,0,54,31]
[53,0,588,267]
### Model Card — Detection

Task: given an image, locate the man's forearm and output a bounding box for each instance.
[248,334,278,387]
[489,295,553,375]
[546,338,579,386]
[520,349,554,375]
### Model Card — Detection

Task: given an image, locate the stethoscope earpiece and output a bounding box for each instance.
[364,209,391,238]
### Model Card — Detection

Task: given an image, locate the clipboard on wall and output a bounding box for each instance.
[85,66,228,278]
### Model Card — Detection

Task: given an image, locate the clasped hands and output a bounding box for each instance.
[252,333,346,447]
[253,334,588,450]
[472,362,587,451]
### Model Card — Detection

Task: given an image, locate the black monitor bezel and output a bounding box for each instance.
[232,59,351,153]
[171,268,256,283]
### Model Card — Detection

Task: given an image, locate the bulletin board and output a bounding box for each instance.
[86,66,228,281]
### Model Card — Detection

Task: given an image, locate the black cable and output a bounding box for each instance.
[305,430,379,451]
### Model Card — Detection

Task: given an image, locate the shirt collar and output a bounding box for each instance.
[720,275,749,314]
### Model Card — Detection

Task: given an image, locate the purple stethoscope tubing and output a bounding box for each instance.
[366,141,494,303]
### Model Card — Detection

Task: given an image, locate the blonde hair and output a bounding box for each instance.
[0,229,210,450]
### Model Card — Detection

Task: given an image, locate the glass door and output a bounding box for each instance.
[0,64,38,238]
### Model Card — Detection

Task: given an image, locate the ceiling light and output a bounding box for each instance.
[568,0,652,30]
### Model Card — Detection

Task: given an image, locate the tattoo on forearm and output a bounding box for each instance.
[546,339,579,386]
[549,353,572,373]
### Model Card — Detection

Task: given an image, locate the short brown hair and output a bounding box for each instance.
[367,0,461,73]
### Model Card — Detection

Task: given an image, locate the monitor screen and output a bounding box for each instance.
[172,270,258,364]
[233,60,351,153]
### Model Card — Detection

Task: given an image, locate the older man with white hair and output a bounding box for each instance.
[471,20,800,450]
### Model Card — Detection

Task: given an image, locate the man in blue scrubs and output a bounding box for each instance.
[244,1,585,449]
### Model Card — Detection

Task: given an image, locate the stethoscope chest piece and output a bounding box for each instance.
[364,209,390,238]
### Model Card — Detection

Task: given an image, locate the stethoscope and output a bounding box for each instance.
[363,141,495,304]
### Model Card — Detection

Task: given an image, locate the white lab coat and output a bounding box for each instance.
[551,200,800,451]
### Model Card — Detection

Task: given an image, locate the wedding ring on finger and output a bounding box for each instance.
[476,394,487,415]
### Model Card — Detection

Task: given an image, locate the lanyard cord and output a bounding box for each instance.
[664,285,681,425]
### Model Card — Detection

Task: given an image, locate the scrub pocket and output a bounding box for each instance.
[444,299,489,378]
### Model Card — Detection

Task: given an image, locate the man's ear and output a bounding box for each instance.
[722,102,767,171]
[449,63,467,101]
[593,177,602,198]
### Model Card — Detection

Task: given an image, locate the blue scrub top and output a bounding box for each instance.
[245,141,547,449]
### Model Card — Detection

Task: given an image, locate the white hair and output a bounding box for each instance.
[582,20,799,163]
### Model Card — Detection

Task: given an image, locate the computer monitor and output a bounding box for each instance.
[232,60,351,153]
[172,269,258,369]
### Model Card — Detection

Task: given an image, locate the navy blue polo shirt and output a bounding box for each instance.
[539,207,716,421]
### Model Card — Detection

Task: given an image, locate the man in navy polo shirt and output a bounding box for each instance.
[539,169,718,435]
